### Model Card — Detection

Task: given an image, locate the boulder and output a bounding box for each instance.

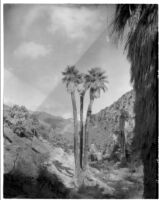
[4,127,49,177]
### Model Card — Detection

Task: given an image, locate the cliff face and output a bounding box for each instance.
[89,90,135,150]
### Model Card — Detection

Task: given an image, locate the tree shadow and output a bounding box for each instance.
[3,166,143,199]
[72,184,115,199]
[4,167,71,199]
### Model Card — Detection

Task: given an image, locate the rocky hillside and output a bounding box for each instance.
[89,90,135,150]
[3,104,73,152]
[3,90,135,151]
[3,92,144,199]
[3,104,75,198]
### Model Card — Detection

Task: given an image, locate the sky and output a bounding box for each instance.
[3,4,132,119]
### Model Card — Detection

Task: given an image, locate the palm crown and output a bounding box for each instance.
[62,65,79,93]
[85,67,108,98]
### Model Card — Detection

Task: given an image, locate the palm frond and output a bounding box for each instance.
[62,65,80,92]
[113,4,158,162]
[62,65,79,81]
[85,67,108,97]
[113,4,138,39]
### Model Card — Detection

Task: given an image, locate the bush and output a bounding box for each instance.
[4,105,41,139]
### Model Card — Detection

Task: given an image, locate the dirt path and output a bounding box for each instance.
[81,163,143,199]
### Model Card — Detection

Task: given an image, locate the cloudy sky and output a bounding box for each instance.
[4,4,132,118]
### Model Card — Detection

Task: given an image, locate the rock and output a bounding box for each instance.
[4,147,18,174]
[96,152,102,161]
[41,146,75,188]
[31,137,49,154]
[4,127,49,177]
[49,147,74,169]
[109,173,121,181]
[46,163,74,188]
[83,167,115,195]
[113,161,120,168]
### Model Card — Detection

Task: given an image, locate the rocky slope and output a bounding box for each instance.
[3,91,144,198]
[3,104,75,197]
[3,90,135,154]
[88,90,135,150]
[3,119,143,199]
[3,125,143,199]
[33,90,135,150]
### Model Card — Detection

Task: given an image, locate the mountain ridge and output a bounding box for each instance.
[3,90,135,148]
[89,90,135,150]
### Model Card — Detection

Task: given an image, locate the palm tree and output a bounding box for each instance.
[76,73,87,169]
[119,109,129,161]
[62,65,80,186]
[113,4,157,198]
[83,68,108,170]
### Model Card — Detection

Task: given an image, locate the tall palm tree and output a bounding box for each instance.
[76,73,87,169]
[113,4,157,198]
[83,68,108,169]
[62,65,80,186]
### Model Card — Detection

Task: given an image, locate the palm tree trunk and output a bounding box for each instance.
[120,130,126,161]
[83,96,94,170]
[71,92,80,186]
[142,139,157,198]
[119,117,126,161]
[80,93,84,169]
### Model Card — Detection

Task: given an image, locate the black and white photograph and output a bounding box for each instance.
[1,1,158,199]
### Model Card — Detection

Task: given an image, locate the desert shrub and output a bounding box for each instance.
[38,122,52,141]
[50,134,72,153]
[3,105,41,139]
[3,105,72,151]
[13,148,49,178]
[109,144,121,162]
